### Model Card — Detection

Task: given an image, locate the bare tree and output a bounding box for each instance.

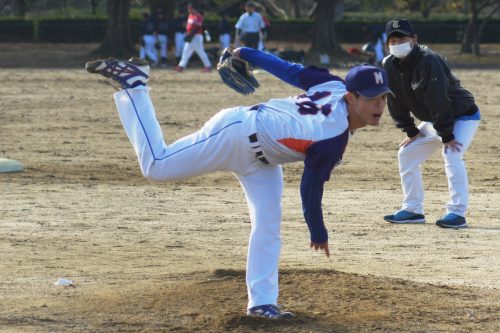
[461,0,500,56]
[474,2,500,55]
[309,0,346,61]
[91,0,135,58]
[292,0,301,18]
[260,0,288,19]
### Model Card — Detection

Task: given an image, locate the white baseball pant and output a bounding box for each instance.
[114,87,283,309]
[142,34,158,64]
[219,33,231,50]
[178,34,211,68]
[398,119,479,216]
[157,34,168,59]
[174,32,185,58]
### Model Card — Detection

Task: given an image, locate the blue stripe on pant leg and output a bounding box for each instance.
[124,89,242,161]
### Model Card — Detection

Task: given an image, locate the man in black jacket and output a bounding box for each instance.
[382,18,480,229]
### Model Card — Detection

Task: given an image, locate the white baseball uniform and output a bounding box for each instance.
[114,48,352,309]
[140,16,158,65]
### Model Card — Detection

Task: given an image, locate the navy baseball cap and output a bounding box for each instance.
[386,18,415,38]
[345,65,394,98]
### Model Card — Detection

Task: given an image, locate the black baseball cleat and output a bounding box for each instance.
[85,57,150,89]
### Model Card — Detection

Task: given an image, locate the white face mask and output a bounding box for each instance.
[389,42,413,58]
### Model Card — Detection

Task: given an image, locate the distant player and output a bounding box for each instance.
[235,1,265,49]
[139,12,158,66]
[174,3,212,72]
[172,9,186,63]
[86,48,392,319]
[218,14,231,50]
[154,10,169,68]
[382,18,480,228]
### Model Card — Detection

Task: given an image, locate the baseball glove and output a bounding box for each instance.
[184,32,194,42]
[217,48,259,95]
[154,41,161,50]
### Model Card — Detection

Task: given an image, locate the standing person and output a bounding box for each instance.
[218,14,231,50]
[373,29,387,66]
[172,9,186,63]
[154,10,170,68]
[139,12,158,66]
[235,1,265,49]
[257,12,270,51]
[382,18,480,229]
[174,3,212,72]
[86,48,392,319]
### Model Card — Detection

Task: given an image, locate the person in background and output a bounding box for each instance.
[234,1,265,49]
[172,9,187,63]
[219,14,231,50]
[174,3,212,72]
[257,12,270,51]
[382,18,480,229]
[154,9,170,68]
[139,12,158,66]
[372,28,387,66]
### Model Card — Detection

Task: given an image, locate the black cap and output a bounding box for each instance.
[385,18,415,38]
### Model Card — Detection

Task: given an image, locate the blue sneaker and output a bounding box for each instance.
[383,210,426,224]
[247,304,294,319]
[436,213,468,229]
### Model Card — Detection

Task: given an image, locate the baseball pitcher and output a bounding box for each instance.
[86,47,392,319]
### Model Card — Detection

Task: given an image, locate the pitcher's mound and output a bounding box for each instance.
[12,269,498,333]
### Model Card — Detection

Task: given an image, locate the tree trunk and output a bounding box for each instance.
[292,0,301,18]
[260,0,288,19]
[420,0,440,18]
[473,1,500,56]
[61,0,69,16]
[422,7,431,18]
[460,0,476,54]
[91,0,98,15]
[309,0,345,58]
[91,0,135,58]
[14,0,26,17]
[461,20,474,53]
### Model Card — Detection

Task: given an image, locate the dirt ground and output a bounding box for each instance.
[0,43,499,333]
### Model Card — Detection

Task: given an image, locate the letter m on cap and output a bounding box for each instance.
[374,72,384,85]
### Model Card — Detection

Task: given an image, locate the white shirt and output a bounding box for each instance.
[235,12,265,33]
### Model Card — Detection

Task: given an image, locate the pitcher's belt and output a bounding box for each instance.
[248,133,269,165]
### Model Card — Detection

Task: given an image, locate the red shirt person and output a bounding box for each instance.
[175,3,212,72]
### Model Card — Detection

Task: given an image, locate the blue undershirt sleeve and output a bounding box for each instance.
[239,47,304,89]
[300,166,328,243]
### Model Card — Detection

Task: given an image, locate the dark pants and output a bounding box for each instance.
[241,32,259,49]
